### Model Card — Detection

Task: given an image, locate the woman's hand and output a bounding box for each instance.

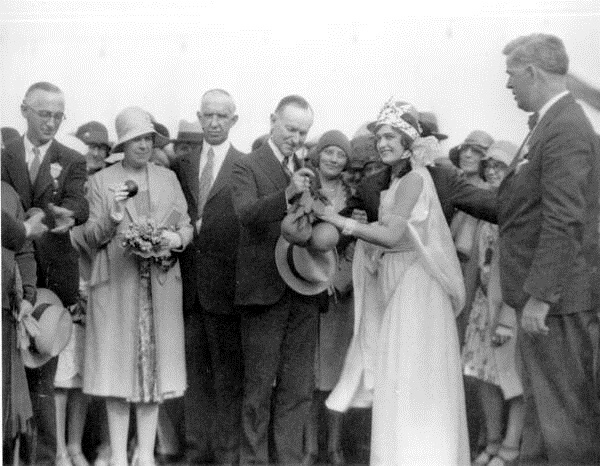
[161,230,182,250]
[109,183,129,222]
[351,209,368,224]
[490,323,513,347]
[317,205,345,230]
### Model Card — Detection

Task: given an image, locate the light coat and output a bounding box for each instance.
[82,162,192,399]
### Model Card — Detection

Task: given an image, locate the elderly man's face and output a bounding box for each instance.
[506,57,536,112]
[21,89,65,146]
[198,94,238,146]
[270,105,314,157]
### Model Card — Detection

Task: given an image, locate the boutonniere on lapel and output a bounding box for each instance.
[50,163,63,193]
[514,144,530,174]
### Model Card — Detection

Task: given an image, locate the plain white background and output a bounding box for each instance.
[1,0,599,153]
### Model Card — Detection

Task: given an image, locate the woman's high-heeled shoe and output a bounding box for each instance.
[56,451,74,466]
[487,445,520,466]
[472,441,500,466]
[67,447,90,466]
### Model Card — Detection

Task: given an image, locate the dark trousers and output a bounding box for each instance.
[518,310,600,465]
[239,287,319,465]
[184,308,215,463]
[24,356,58,466]
[204,312,244,465]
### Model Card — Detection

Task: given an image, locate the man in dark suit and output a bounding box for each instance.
[498,34,600,464]
[1,81,88,465]
[231,95,317,465]
[171,89,244,465]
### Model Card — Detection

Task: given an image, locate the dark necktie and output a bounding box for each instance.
[197,147,215,218]
[527,112,539,130]
[282,154,293,179]
[29,146,42,184]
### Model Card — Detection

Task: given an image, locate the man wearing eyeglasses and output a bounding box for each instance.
[1,81,88,466]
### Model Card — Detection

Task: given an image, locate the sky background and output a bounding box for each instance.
[1,0,599,154]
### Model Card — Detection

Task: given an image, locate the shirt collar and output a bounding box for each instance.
[24,135,53,162]
[202,139,230,159]
[536,90,569,124]
[268,138,285,164]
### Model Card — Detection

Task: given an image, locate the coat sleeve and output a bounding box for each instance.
[444,167,498,224]
[10,200,37,305]
[522,123,592,304]
[60,157,89,225]
[231,158,288,226]
[83,174,120,250]
[2,209,26,251]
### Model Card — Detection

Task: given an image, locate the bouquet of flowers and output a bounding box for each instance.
[121,219,178,272]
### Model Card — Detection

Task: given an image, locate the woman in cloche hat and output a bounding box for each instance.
[319,97,470,464]
[81,107,192,466]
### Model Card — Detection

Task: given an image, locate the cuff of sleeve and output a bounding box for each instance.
[110,210,124,224]
[23,221,32,238]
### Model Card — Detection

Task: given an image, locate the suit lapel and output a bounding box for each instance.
[32,140,59,205]
[6,139,33,209]
[206,146,236,203]
[256,143,289,189]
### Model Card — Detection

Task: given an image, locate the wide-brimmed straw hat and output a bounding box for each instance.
[275,236,337,296]
[21,288,73,369]
[171,120,204,144]
[112,106,169,153]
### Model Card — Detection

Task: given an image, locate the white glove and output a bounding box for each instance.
[162,230,182,250]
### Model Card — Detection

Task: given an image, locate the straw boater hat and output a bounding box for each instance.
[111,106,169,153]
[21,288,73,369]
[170,120,204,144]
[275,236,337,296]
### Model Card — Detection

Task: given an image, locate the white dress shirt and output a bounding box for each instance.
[24,135,52,170]
[199,140,230,186]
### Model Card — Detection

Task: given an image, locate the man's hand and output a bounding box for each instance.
[17,300,34,321]
[286,167,314,199]
[520,296,550,335]
[49,203,75,233]
[24,210,48,238]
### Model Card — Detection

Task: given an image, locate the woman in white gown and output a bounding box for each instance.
[319,98,470,465]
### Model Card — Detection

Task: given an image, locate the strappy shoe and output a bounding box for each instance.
[488,445,520,466]
[56,452,73,466]
[472,442,501,466]
[67,447,90,466]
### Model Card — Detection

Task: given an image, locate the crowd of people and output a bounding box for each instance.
[2,32,600,466]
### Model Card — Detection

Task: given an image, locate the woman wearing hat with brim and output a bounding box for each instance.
[75,121,113,175]
[462,141,526,466]
[81,106,192,466]
[318,97,469,465]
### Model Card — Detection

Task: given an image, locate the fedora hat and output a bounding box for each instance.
[112,106,169,153]
[171,120,204,144]
[275,236,337,296]
[21,288,73,369]
[418,111,448,141]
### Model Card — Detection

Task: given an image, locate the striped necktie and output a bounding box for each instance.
[30,146,42,183]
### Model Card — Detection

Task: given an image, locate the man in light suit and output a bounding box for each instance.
[498,34,600,464]
[231,95,317,465]
[172,89,244,465]
[1,81,88,465]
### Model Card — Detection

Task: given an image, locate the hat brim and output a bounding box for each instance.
[112,129,169,153]
[432,132,448,141]
[275,236,337,296]
[21,289,73,369]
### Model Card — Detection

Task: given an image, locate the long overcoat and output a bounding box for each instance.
[82,162,192,399]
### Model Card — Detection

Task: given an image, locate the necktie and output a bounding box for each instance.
[30,146,42,184]
[527,112,539,130]
[282,154,293,179]
[197,147,215,218]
